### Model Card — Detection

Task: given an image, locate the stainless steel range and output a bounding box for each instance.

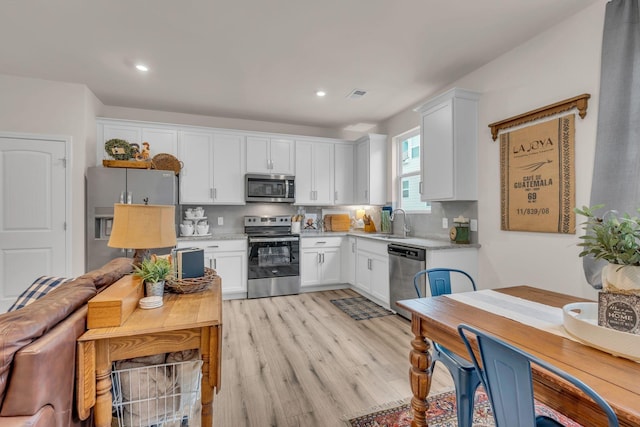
[245,215,300,298]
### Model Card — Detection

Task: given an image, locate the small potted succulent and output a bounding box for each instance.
[575,204,640,294]
[133,255,172,297]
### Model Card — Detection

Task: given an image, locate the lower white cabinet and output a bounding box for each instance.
[354,238,389,307]
[301,237,343,288]
[176,239,247,299]
[341,236,356,285]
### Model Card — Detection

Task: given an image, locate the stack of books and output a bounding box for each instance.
[172,248,205,279]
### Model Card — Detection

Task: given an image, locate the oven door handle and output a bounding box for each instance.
[249,236,299,243]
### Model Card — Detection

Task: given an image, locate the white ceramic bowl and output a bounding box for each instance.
[562,302,640,362]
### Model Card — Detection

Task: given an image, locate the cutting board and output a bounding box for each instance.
[324,214,351,231]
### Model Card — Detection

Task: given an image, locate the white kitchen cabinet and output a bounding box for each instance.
[425,247,478,292]
[142,128,178,158]
[295,140,334,205]
[341,236,356,285]
[354,238,389,307]
[334,143,355,205]
[355,134,387,205]
[415,87,480,201]
[177,239,247,299]
[179,131,245,204]
[97,120,178,164]
[300,237,343,288]
[246,136,295,175]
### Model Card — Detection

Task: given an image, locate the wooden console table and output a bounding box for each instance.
[76,277,222,427]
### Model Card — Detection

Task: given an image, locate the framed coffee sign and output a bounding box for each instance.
[490,94,589,234]
[499,115,575,233]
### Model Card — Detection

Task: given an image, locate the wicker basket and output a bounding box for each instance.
[165,267,218,294]
[152,153,183,175]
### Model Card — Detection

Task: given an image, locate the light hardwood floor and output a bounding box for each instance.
[212,288,454,427]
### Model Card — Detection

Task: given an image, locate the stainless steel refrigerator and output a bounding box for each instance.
[86,167,178,270]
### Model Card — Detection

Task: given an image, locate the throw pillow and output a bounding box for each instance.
[7,276,73,312]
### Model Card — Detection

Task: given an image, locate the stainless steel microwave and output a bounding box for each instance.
[245,174,295,203]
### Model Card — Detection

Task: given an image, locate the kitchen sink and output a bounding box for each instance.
[371,234,408,239]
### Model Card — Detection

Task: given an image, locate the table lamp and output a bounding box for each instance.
[108,203,176,266]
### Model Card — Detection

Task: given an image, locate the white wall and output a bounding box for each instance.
[0,75,97,276]
[101,105,344,139]
[381,1,607,298]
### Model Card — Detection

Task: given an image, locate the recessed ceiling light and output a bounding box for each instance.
[135,64,149,72]
[316,90,326,97]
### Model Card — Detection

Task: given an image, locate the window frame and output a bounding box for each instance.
[394,127,431,213]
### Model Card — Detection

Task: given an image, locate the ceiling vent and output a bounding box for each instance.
[346,89,367,99]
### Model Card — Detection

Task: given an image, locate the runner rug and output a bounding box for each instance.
[343,389,583,427]
[330,297,394,321]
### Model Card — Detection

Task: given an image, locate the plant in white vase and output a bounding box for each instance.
[575,204,640,294]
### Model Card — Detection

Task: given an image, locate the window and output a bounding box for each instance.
[395,128,430,212]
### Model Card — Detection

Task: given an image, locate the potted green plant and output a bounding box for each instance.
[133,255,172,297]
[575,204,640,294]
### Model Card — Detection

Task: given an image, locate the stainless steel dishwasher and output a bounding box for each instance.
[388,243,426,320]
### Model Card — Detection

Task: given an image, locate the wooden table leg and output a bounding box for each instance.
[94,340,113,427]
[94,368,112,427]
[409,316,432,427]
[200,326,217,427]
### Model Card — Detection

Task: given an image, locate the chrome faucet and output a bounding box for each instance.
[390,208,410,238]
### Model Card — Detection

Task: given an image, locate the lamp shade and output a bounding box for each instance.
[108,204,176,250]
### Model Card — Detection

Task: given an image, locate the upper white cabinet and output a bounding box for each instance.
[355,134,387,205]
[295,140,334,205]
[415,88,480,201]
[246,136,295,175]
[334,143,355,205]
[97,120,178,164]
[178,130,246,205]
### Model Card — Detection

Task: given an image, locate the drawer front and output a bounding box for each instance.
[301,236,343,249]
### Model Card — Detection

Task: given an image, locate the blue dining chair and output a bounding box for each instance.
[413,268,480,427]
[458,324,619,427]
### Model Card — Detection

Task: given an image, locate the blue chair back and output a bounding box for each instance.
[458,324,619,427]
[413,268,476,298]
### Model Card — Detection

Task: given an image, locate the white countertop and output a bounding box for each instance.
[177,230,479,250]
[300,230,480,250]
[177,233,247,242]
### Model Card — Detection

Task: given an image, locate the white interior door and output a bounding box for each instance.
[0,134,69,311]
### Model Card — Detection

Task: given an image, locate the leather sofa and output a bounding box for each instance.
[0,257,133,427]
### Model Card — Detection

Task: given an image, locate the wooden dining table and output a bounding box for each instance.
[396,285,640,427]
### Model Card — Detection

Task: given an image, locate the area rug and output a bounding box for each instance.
[344,389,583,427]
[330,297,394,320]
